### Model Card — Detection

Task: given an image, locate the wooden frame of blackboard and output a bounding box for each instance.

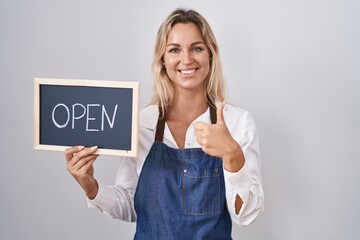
[34,78,139,157]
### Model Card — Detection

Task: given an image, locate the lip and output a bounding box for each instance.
[178,68,198,76]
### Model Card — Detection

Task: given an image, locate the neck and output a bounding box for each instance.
[168,89,208,123]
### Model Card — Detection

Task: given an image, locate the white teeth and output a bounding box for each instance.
[181,69,195,74]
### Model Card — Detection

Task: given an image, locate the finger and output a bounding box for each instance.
[74,158,97,179]
[68,146,98,165]
[67,154,98,176]
[194,124,209,137]
[216,101,225,125]
[193,121,207,131]
[73,153,98,170]
[76,159,97,178]
[195,134,204,146]
[65,146,85,161]
[84,158,97,169]
[73,146,98,160]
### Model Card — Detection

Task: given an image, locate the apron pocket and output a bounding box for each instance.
[182,167,221,215]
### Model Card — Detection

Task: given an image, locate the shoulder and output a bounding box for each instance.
[221,103,257,130]
[139,104,159,130]
[221,103,259,144]
[223,103,249,116]
[221,102,253,121]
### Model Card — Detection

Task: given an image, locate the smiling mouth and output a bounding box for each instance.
[179,69,197,75]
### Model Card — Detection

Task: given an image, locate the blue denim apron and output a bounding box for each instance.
[134,102,232,240]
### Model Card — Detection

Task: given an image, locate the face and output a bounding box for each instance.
[163,23,211,94]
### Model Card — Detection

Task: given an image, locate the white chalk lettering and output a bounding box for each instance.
[51,103,118,131]
[86,104,100,132]
[101,104,118,131]
[72,103,86,129]
[52,103,70,128]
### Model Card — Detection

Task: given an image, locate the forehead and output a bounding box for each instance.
[166,23,204,44]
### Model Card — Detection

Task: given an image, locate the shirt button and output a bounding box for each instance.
[186,142,191,147]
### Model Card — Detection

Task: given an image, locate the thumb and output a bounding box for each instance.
[216,101,225,125]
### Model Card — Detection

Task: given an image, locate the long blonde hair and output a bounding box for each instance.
[151,8,225,116]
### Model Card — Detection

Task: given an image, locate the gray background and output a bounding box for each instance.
[1,0,359,239]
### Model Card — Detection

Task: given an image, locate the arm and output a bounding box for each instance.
[193,103,264,225]
[65,146,138,222]
[68,106,157,222]
[65,146,99,199]
[87,157,138,222]
[223,108,264,226]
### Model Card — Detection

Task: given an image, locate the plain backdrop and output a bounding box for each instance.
[1,0,359,239]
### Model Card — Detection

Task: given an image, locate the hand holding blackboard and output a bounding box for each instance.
[34,78,139,157]
[65,145,99,199]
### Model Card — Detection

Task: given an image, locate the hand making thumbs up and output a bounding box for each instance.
[193,102,245,172]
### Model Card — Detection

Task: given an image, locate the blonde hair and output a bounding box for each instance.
[151,8,225,115]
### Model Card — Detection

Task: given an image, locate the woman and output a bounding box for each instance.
[65,8,264,239]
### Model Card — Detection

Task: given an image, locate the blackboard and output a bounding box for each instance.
[34,78,139,156]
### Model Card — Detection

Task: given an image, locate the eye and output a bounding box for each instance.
[192,47,204,53]
[169,48,179,53]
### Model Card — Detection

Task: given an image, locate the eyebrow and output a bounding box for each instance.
[166,41,206,47]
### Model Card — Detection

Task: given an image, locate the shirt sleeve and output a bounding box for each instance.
[87,156,138,222]
[86,105,157,223]
[223,108,264,226]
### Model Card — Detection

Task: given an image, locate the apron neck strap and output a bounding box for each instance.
[154,106,166,142]
[154,96,217,142]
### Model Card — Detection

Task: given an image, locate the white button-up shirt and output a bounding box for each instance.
[88,103,264,226]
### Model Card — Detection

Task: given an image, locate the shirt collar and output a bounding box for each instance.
[139,105,159,130]
[139,102,220,130]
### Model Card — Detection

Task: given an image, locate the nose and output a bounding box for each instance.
[181,51,193,65]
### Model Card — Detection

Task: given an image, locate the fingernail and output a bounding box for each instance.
[78,146,85,150]
[90,146,98,150]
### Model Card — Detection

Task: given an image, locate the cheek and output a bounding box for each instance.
[164,56,177,69]
[198,52,211,66]
[200,58,211,72]
[163,59,177,79]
